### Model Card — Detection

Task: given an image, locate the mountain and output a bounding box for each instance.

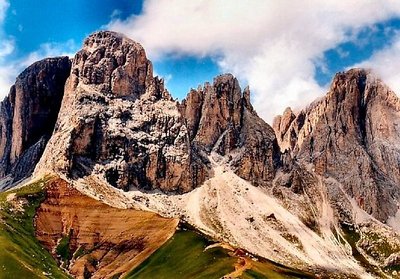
[273,69,400,223]
[0,57,71,189]
[1,31,400,278]
[35,31,279,194]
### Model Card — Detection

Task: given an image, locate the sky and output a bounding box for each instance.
[1,1,400,123]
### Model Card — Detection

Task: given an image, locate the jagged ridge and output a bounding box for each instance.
[35,31,279,193]
[0,57,71,190]
[274,68,400,222]
[1,31,400,278]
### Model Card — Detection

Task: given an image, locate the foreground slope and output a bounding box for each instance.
[35,178,178,278]
[127,229,312,279]
[0,176,178,279]
[0,177,69,278]
[1,174,309,279]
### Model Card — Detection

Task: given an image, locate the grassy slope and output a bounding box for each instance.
[0,177,70,279]
[241,260,313,279]
[125,229,236,279]
[0,177,313,279]
[126,229,312,279]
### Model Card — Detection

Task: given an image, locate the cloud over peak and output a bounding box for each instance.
[108,0,400,123]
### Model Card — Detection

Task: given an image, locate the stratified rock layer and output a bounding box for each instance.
[0,57,71,188]
[35,178,178,279]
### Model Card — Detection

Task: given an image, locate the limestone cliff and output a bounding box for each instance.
[0,57,71,189]
[273,69,400,222]
[181,75,280,186]
[36,31,279,192]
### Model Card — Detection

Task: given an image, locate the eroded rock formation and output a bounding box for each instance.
[35,177,178,278]
[181,75,280,186]
[0,57,71,188]
[36,31,211,193]
[36,31,280,192]
[273,69,400,222]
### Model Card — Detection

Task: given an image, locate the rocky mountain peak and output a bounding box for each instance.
[182,73,255,151]
[33,31,280,192]
[69,30,155,99]
[273,107,296,151]
[36,31,206,193]
[328,68,371,98]
[181,73,280,186]
[0,56,71,189]
[274,68,400,222]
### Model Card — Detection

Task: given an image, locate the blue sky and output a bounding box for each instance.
[0,0,220,99]
[1,1,400,122]
[315,18,400,86]
[3,0,141,57]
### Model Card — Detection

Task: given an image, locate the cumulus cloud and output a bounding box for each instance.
[0,0,15,97]
[0,0,8,22]
[354,34,400,93]
[0,40,77,98]
[108,0,400,123]
[0,0,78,98]
[0,27,77,98]
[20,40,77,67]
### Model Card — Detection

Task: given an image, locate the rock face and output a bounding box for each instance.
[0,57,71,188]
[36,31,208,192]
[35,178,178,278]
[273,107,296,152]
[181,76,280,186]
[273,69,400,222]
[36,31,279,192]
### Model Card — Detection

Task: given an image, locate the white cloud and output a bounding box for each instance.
[110,9,122,19]
[0,0,9,22]
[353,34,400,93]
[0,0,78,98]
[108,0,400,123]
[0,40,77,98]
[0,0,14,98]
[0,38,13,59]
[20,40,77,67]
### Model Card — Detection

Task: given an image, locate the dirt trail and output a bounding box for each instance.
[223,257,252,278]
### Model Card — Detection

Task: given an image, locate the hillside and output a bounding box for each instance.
[1,31,400,278]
